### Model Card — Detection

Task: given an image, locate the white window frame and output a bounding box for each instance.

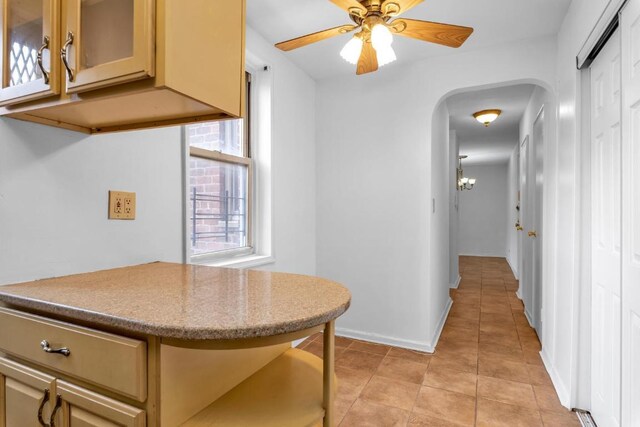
[182,59,274,268]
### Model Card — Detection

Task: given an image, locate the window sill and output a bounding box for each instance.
[194,254,275,270]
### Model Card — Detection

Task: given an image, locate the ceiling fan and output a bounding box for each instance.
[275,0,474,75]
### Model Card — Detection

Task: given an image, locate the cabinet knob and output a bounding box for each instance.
[528,231,537,238]
[40,339,71,357]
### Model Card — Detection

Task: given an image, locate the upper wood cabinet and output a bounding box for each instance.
[63,0,154,93]
[0,0,245,133]
[0,0,60,105]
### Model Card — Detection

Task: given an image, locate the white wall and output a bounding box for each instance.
[430,102,453,346]
[506,145,519,277]
[449,131,460,287]
[0,122,184,285]
[316,36,556,352]
[245,27,318,276]
[0,25,318,286]
[458,164,509,257]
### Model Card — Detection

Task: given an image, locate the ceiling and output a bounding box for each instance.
[448,84,535,165]
[247,0,571,80]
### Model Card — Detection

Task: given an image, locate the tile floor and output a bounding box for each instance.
[299,256,581,426]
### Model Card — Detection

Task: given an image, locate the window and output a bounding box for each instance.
[186,73,252,259]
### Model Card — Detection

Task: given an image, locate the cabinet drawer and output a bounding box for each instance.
[0,308,146,402]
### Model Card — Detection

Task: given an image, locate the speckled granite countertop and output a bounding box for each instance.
[0,262,351,340]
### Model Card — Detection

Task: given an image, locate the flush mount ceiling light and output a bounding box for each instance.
[275,0,474,75]
[473,109,502,127]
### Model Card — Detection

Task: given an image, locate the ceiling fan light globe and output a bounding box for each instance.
[371,24,393,50]
[376,44,397,66]
[340,36,363,64]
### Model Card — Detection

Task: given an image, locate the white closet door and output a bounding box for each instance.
[621,0,640,425]
[590,29,622,427]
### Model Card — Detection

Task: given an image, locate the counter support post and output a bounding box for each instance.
[323,320,335,427]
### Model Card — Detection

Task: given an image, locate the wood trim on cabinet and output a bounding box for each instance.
[161,325,325,351]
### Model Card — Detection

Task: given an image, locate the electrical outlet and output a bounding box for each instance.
[109,191,136,220]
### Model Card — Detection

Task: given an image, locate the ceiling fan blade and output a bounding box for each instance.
[391,19,473,48]
[356,41,378,75]
[381,0,424,17]
[329,0,368,17]
[275,25,358,51]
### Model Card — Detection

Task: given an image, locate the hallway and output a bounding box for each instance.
[301,256,579,426]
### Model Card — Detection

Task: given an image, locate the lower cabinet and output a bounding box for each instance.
[55,381,145,427]
[0,357,145,427]
[0,357,56,427]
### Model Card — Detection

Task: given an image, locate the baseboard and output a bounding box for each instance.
[335,297,453,354]
[450,275,461,289]
[336,328,434,353]
[524,308,534,327]
[459,252,507,258]
[516,287,523,299]
[429,297,453,350]
[541,348,571,408]
[506,256,519,280]
[292,338,306,347]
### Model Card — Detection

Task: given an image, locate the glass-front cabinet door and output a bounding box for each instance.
[0,0,59,106]
[63,0,154,94]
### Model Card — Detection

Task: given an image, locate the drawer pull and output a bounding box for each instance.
[41,340,71,357]
[37,388,50,427]
[50,394,62,427]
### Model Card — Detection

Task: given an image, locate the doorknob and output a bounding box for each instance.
[528,231,537,238]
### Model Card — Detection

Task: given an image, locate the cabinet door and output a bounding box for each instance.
[0,357,57,427]
[54,381,145,427]
[63,0,153,93]
[0,0,59,106]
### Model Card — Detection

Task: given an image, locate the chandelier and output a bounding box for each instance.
[457,155,476,191]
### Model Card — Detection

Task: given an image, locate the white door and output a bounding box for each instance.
[590,28,622,427]
[519,136,531,308]
[621,0,640,425]
[521,132,539,330]
[532,109,544,336]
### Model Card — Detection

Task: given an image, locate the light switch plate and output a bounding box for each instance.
[109,191,136,220]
